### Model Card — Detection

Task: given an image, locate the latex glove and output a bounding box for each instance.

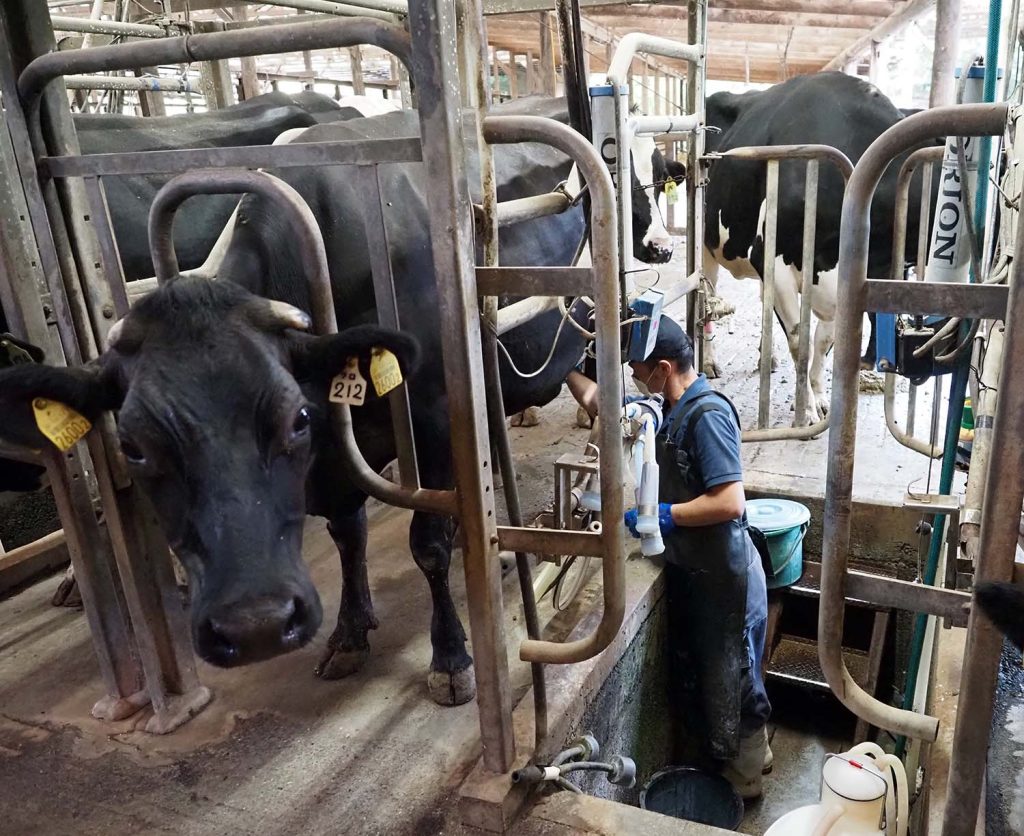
[624,508,640,538]
[657,502,676,537]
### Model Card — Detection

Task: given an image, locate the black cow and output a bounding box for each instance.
[701,72,935,425]
[0,97,675,706]
[74,90,365,281]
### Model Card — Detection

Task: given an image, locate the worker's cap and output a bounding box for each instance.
[645,314,692,363]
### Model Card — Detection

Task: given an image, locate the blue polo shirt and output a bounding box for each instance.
[661,374,744,490]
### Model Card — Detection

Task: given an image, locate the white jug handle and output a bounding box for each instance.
[811,804,846,836]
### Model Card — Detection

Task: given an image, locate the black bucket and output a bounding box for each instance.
[639,767,744,830]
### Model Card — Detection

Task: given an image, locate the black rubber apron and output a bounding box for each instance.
[658,390,751,762]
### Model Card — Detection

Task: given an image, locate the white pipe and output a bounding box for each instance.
[495,296,559,335]
[252,0,403,22]
[51,16,171,39]
[79,0,106,51]
[631,113,700,136]
[607,33,702,83]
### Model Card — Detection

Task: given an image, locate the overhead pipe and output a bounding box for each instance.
[18,17,413,107]
[50,16,175,39]
[483,114,624,665]
[823,102,1008,743]
[147,169,456,517]
[227,0,406,20]
[63,74,197,92]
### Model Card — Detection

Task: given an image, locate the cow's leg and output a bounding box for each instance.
[811,318,835,418]
[862,311,878,370]
[773,265,821,426]
[701,245,724,378]
[316,506,379,680]
[410,510,475,706]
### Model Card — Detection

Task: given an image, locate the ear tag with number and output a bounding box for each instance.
[329,358,367,406]
[664,180,679,205]
[370,347,403,397]
[32,398,91,451]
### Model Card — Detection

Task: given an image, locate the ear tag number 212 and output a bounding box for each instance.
[329,359,366,406]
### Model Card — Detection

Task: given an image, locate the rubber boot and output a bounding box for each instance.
[722,726,769,800]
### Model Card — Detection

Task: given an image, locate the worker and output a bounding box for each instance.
[624,314,772,799]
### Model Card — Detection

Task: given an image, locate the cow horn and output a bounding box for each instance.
[262,300,312,331]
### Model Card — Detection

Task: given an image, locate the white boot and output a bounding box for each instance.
[722,726,769,800]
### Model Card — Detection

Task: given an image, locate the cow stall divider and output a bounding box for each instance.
[704,144,854,441]
[0,0,636,774]
[882,144,947,458]
[825,102,1012,836]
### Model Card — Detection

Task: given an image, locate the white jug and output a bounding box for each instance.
[764,743,908,836]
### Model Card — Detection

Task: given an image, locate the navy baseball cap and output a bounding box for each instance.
[644,315,692,363]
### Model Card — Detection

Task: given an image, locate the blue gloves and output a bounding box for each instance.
[624,503,676,538]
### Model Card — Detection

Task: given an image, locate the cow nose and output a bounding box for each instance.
[197,593,320,667]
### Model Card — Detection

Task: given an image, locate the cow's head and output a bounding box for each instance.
[975,582,1024,651]
[0,278,419,668]
[628,110,678,264]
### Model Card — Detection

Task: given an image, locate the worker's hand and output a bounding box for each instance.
[658,502,676,537]
[623,508,640,538]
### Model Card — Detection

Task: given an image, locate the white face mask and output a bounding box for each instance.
[634,366,665,398]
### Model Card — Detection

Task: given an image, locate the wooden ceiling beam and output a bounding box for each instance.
[712,0,899,15]
[587,6,881,28]
[823,0,935,69]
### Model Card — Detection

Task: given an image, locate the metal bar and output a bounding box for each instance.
[794,159,818,427]
[146,169,457,515]
[864,279,1008,319]
[483,115,624,666]
[355,164,420,490]
[19,18,414,106]
[800,562,970,626]
[758,158,779,429]
[711,143,856,179]
[41,138,423,178]
[484,191,571,226]
[823,102,1008,743]
[498,526,605,558]
[0,529,67,572]
[62,74,199,92]
[495,296,561,335]
[883,372,942,457]
[411,0,515,772]
[630,113,700,135]
[607,33,703,80]
[940,207,1024,836]
[685,0,706,371]
[476,266,593,297]
[50,15,176,38]
[243,0,406,19]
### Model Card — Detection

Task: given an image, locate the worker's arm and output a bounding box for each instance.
[669,480,745,527]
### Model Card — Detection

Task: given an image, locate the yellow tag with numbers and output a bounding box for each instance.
[664,180,679,205]
[32,398,91,451]
[370,348,403,397]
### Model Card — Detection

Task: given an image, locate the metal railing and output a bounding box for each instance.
[823,104,1009,750]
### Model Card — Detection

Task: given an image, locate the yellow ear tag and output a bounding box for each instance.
[32,398,91,452]
[664,180,679,205]
[370,348,403,397]
[329,358,367,406]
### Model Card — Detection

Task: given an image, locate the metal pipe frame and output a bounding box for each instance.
[18,17,413,107]
[483,114,624,667]
[709,144,853,442]
[146,169,455,517]
[824,102,1008,743]
[606,33,703,83]
[631,112,699,136]
[884,145,945,457]
[242,0,406,21]
[685,0,708,373]
[50,15,179,39]
[63,74,199,92]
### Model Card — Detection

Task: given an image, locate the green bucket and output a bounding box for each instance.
[748,498,811,589]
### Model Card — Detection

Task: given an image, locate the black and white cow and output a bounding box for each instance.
[0,97,672,706]
[702,72,935,424]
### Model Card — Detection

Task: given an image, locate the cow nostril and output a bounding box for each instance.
[199,617,240,665]
[282,596,306,643]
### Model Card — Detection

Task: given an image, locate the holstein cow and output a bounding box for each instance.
[702,72,934,424]
[0,97,672,706]
[975,582,1024,650]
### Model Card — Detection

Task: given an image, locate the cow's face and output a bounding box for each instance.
[629,132,675,265]
[0,279,418,669]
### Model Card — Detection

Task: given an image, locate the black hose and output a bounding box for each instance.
[481,321,548,752]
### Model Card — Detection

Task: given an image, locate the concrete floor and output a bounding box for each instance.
[0,269,974,835]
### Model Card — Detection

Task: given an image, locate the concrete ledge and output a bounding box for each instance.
[459,556,665,832]
[525,792,735,835]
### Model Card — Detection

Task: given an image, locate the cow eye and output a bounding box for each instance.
[120,438,146,464]
[291,406,311,437]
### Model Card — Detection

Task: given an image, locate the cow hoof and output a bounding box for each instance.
[576,406,593,429]
[510,412,524,427]
[704,360,722,379]
[427,665,476,706]
[315,646,370,680]
[519,406,542,427]
[51,576,82,608]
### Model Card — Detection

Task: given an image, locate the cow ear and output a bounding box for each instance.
[974,582,1024,650]
[665,159,687,184]
[0,361,123,451]
[288,324,420,388]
